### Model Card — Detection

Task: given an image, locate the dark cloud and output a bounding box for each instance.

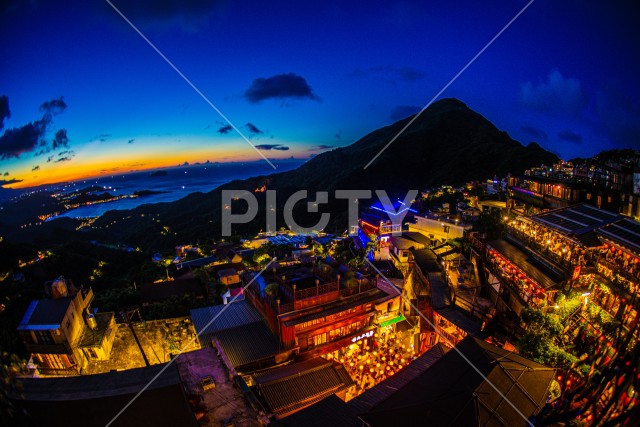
[218,124,232,134]
[32,165,40,171]
[0,119,47,159]
[350,65,425,83]
[520,69,587,115]
[308,145,333,152]
[3,172,8,176]
[255,144,289,151]
[89,133,111,142]
[244,122,263,135]
[106,0,222,33]
[0,95,9,130]
[52,129,69,150]
[0,178,22,188]
[55,156,73,163]
[390,105,422,122]
[521,125,548,141]
[128,138,135,144]
[0,97,69,159]
[46,155,55,163]
[39,97,67,115]
[244,73,319,103]
[335,131,342,140]
[557,130,583,144]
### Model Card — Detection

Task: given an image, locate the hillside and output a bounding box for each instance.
[83,99,558,248]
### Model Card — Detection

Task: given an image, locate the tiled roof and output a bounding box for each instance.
[17,298,71,330]
[213,321,280,368]
[255,358,354,418]
[190,300,263,345]
[359,337,555,427]
[272,344,450,426]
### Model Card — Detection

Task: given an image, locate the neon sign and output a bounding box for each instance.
[351,330,374,343]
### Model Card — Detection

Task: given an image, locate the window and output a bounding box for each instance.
[308,333,326,347]
[586,193,592,200]
[299,318,324,329]
[328,321,362,340]
[608,196,612,203]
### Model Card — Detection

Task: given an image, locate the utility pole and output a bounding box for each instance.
[120,309,150,367]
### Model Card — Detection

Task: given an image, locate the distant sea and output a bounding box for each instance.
[51,159,305,219]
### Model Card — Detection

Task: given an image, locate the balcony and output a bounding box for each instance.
[25,341,72,355]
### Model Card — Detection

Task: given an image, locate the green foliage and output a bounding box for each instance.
[265,282,279,297]
[517,307,573,368]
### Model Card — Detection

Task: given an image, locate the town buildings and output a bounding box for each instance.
[17,277,116,375]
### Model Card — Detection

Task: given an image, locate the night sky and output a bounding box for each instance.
[1,0,639,188]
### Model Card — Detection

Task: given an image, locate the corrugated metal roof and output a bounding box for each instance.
[256,358,353,417]
[190,300,263,345]
[213,321,280,368]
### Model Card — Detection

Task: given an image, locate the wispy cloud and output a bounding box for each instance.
[520,69,587,116]
[308,144,333,152]
[255,144,289,151]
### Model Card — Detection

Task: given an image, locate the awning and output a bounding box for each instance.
[379,314,406,328]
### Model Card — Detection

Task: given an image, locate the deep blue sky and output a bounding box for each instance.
[1,0,639,187]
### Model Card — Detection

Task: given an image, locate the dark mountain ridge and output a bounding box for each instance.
[83,99,558,248]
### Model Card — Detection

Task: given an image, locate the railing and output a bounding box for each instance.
[340,280,376,297]
[293,281,339,300]
[597,259,640,295]
[485,258,536,305]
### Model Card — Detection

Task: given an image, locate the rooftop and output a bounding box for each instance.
[17,298,71,330]
[598,217,640,255]
[190,300,263,346]
[489,239,564,289]
[213,321,281,368]
[272,343,450,427]
[410,248,441,273]
[254,357,353,418]
[10,364,197,427]
[532,203,620,236]
[78,312,114,348]
[360,337,555,427]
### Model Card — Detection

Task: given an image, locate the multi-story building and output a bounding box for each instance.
[17,277,117,375]
[481,202,640,337]
[244,263,400,360]
[507,158,639,216]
